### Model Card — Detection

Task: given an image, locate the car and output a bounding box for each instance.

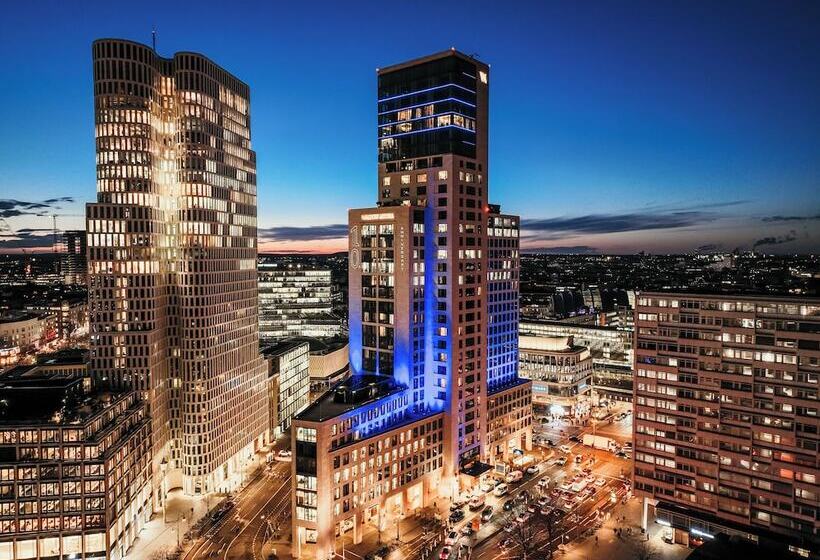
[493,483,509,497]
[445,531,459,546]
[546,439,555,446]
[595,477,606,487]
[555,457,567,466]
[559,481,572,491]
[559,444,572,453]
[690,536,705,548]
[624,441,633,449]
[540,506,553,516]
[468,495,486,510]
[574,454,583,464]
[615,451,630,459]
[569,435,580,442]
[461,524,474,537]
[505,470,523,483]
[440,546,452,559]
[525,464,539,475]
[481,506,494,521]
[538,476,551,488]
[503,523,516,533]
[449,509,465,523]
[502,499,514,511]
[516,512,532,524]
[453,497,468,508]
[527,503,537,513]
[500,537,514,548]
[537,497,549,507]
[479,480,496,493]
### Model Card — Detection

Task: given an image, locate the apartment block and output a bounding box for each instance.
[633,292,819,558]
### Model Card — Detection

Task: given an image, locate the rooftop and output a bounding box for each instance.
[295,375,405,423]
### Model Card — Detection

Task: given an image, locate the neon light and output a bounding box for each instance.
[379,111,474,128]
[656,519,671,527]
[379,124,475,140]
[378,83,475,102]
[378,97,476,115]
[691,528,714,539]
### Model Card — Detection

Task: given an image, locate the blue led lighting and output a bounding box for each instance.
[378,97,476,116]
[379,111,475,129]
[379,124,476,140]
[378,83,475,103]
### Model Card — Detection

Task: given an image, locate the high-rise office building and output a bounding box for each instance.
[291,49,532,559]
[258,262,343,340]
[61,230,87,286]
[633,292,819,558]
[86,39,269,500]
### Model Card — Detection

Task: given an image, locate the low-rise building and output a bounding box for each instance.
[263,341,311,438]
[0,366,152,560]
[519,335,593,416]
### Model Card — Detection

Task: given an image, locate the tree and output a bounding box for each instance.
[498,501,550,560]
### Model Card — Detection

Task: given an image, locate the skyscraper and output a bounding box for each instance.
[634,292,819,557]
[292,49,532,559]
[61,230,87,285]
[86,39,269,501]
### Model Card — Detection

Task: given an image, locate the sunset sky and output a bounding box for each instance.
[0,0,818,254]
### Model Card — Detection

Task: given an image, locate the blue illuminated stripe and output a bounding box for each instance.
[378,83,476,102]
[379,124,476,139]
[378,97,475,116]
[379,111,474,129]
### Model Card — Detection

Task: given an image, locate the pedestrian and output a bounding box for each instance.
[595,535,598,546]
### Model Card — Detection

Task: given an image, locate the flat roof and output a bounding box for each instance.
[378,48,488,75]
[295,375,405,423]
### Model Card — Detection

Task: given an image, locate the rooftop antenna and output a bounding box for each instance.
[152,26,157,51]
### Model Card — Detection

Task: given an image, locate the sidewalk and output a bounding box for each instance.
[125,445,274,560]
[559,497,690,560]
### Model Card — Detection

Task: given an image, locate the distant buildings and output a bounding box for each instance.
[87,38,268,501]
[0,363,151,560]
[291,49,532,559]
[263,341,311,438]
[634,292,819,558]
[60,230,87,286]
[521,319,634,403]
[258,262,343,341]
[519,335,593,415]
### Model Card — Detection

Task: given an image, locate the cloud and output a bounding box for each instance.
[0,230,56,250]
[0,197,75,219]
[259,224,347,242]
[523,245,600,254]
[761,214,820,223]
[753,230,797,249]
[695,244,722,253]
[522,210,715,238]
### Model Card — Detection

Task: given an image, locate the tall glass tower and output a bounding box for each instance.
[87,39,269,500]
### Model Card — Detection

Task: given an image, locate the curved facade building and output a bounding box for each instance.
[87,39,268,500]
[519,335,593,414]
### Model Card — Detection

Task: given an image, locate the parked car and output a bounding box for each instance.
[468,494,486,510]
[461,524,474,537]
[493,483,509,497]
[538,476,551,488]
[525,464,539,475]
[555,457,567,466]
[569,435,580,443]
[449,509,466,523]
[502,499,514,511]
[440,546,452,559]
[559,444,572,453]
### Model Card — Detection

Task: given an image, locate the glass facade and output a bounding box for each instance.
[378,56,479,162]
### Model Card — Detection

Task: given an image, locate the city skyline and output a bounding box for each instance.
[1,0,818,256]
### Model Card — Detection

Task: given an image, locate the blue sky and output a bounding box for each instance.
[0,0,818,253]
